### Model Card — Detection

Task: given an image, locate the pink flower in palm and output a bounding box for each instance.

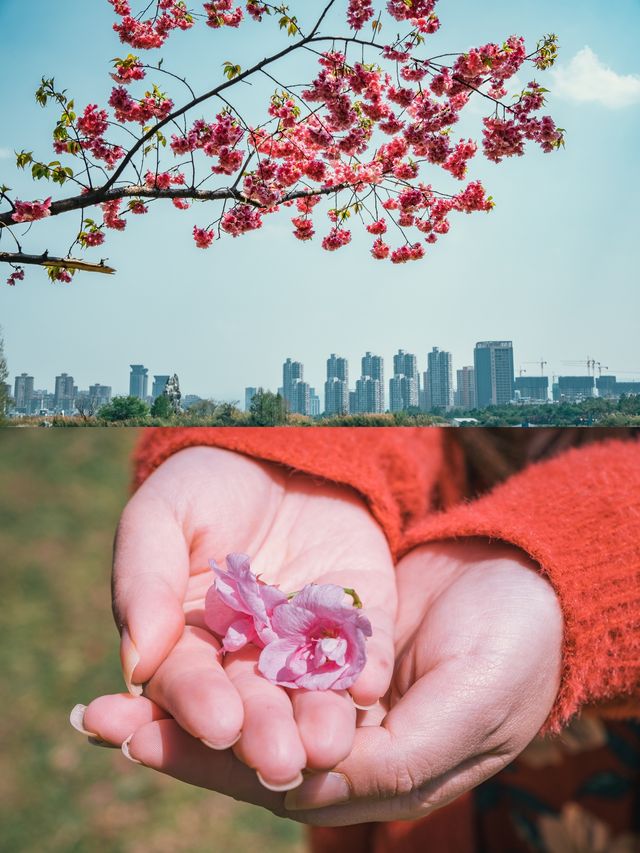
[204,553,287,652]
[258,584,372,690]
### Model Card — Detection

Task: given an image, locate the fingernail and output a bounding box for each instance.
[87,736,118,749]
[256,770,304,792]
[201,732,242,751]
[121,628,143,696]
[353,701,377,711]
[121,734,142,765]
[69,704,95,737]
[284,772,351,811]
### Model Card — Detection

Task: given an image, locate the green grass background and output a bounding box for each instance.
[0,429,305,853]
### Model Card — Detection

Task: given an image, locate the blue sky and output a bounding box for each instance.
[1,0,639,400]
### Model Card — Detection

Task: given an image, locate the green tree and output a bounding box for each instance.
[98,395,149,422]
[150,393,173,419]
[249,390,288,426]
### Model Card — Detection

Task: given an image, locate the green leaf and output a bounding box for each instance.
[15,151,33,169]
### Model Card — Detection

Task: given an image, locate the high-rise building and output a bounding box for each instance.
[245,387,258,411]
[420,369,431,412]
[595,375,617,399]
[557,376,595,402]
[152,375,170,400]
[514,375,549,403]
[427,347,454,410]
[54,373,75,412]
[361,351,385,411]
[309,388,321,417]
[455,366,476,409]
[355,377,383,414]
[474,341,514,408]
[129,365,149,400]
[88,384,112,407]
[282,358,310,415]
[13,373,34,412]
[389,350,419,412]
[324,353,349,415]
[615,381,640,396]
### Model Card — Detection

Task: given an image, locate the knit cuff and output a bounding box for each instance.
[401,438,640,731]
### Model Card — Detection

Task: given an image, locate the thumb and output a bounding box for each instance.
[284,660,506,824]
[113,486,189,694]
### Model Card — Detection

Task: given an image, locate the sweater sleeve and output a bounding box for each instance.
[402,437,640,730]
[132,427,447,558]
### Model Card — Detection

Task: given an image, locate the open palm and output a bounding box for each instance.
[108,446,396,790]
[281,539,564,823]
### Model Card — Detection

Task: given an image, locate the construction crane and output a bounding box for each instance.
[524,359,548,376]
[562,358,598,377]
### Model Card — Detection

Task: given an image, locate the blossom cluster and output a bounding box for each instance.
[3,1,564,282]
[11,197,52,223]
[204,554,372,690]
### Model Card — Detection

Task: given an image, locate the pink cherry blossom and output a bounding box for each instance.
[192,225,215,248]
[11,197,52,223]
[204,553,287,652]
[102,198,127,230]
[7,267,25,286]
[258,583,372,690]
[371,237,390,259]
[347,0,374,31]
[322,227,351,251]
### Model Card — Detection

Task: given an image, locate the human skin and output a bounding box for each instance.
[76,450,564,824]
[98,446,397,790]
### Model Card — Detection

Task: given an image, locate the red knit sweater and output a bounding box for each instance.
[133,428,640,730]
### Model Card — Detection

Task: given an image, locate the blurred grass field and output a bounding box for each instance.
[0,429,305,853]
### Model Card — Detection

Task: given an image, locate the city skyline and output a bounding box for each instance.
[1,0,639,397]
[9,340,640,416]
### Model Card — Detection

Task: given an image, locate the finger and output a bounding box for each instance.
[289,689,356,771]
[113,482,190,693]
[284,660,508,823]
[144,626,244,750]
[348,605,395,708]
[224,647,307,791]
[70,693,169,745]
[124,718,287,814]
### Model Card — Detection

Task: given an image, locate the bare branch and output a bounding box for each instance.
[0,251,116,274]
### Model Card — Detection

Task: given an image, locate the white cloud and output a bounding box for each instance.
[552,46,640,109]
[0,148,12,159]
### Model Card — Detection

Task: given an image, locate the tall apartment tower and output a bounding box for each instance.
[54,373,75,412]
[152,375,170,400]
[13,373,35,412]
[282,358,311,416]
[455,366,476,409]
[324,353,349,415]
[427,347,454,410]
[88,384,112,407]
[390,350,419,412]
[356,352,385,413]
[129,365,149,400]
[474,341,515,407]
[309,388,321,417]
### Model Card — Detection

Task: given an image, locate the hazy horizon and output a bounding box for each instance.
[2,0,639,401]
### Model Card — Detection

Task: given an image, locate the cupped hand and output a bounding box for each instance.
[283,539,564,823]
[77,538,563,827]
[104,446,397,789]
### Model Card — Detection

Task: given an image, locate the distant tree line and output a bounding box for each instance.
[4,388,640,427]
